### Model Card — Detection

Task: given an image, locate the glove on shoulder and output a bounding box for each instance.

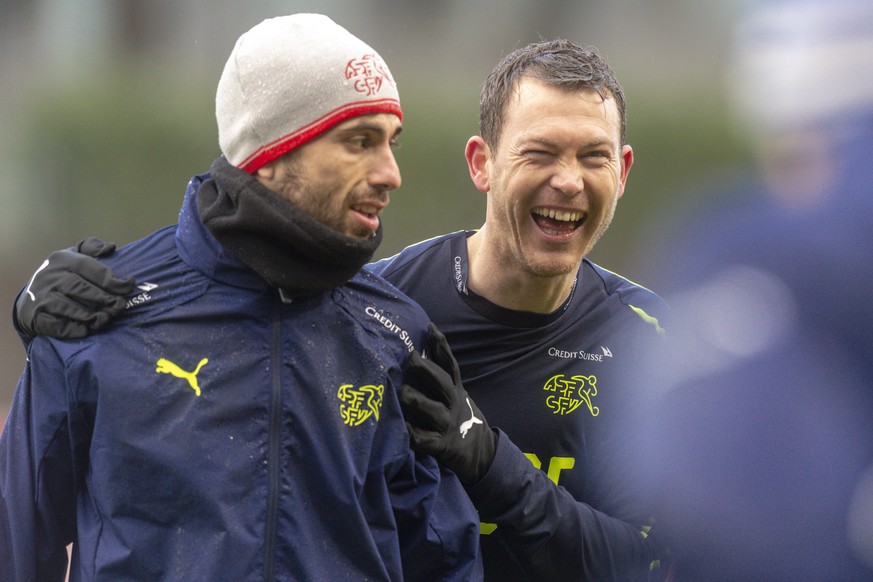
[14,236,135,341]
[400,322,496,486]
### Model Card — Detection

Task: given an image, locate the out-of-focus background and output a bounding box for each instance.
[0,0,748,424]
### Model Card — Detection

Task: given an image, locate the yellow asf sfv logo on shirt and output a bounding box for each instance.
[337,383,384,426]
[543,373,599,416]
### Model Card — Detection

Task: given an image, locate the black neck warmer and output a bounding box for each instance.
[197,157,382,297]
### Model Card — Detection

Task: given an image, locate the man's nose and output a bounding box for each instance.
[550,161,584,196]
[370,146,402,191]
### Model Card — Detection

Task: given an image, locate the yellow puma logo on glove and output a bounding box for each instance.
[156,357,209,396]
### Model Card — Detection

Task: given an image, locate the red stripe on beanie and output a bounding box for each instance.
[239,99,403,173]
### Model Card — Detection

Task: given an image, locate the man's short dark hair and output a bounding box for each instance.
[479,39,627,148]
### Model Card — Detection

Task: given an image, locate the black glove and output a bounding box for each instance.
[15,236,135,340]
[400,323,496,486]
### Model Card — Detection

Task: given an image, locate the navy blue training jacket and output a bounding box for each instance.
[0,174,482,581]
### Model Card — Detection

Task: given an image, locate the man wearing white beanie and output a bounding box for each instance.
[0,13,481,581]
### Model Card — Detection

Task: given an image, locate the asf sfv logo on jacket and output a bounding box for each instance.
[156,357,209,396]
[543,374,599,417]
[338,383,384,426]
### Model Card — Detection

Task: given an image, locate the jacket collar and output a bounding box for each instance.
[175,171,270,292]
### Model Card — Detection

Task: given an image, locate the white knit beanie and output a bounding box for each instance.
[216,13,402,173]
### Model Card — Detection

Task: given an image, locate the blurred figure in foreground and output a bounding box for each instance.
[632,0,873,579]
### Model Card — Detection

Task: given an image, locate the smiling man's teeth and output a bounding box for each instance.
[532,208,582,222]
[356,205,378,216]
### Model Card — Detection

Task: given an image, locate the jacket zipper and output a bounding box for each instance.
[264,304,282,580]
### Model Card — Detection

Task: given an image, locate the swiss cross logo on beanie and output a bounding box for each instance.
[346,54,395,96]
[216,14,402,174]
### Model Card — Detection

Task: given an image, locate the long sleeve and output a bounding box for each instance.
[384,452,482,581]
[0,340,81,581]
[467,430,666,581]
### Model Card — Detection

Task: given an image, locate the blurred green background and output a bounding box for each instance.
[0,0,753,424]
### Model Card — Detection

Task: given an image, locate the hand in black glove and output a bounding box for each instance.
[15,236,135,340]
[400,323,496,486]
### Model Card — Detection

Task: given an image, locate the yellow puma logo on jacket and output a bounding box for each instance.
[156,357,209,396]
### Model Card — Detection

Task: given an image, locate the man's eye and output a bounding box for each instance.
[582,151,610,164]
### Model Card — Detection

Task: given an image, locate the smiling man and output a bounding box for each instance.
[463,76,632,310]
[372,41,670,581]
[0,14,481,581]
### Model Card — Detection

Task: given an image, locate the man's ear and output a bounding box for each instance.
[616,144,634,201]
[254,159,278,189]
[465,136,491,193]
